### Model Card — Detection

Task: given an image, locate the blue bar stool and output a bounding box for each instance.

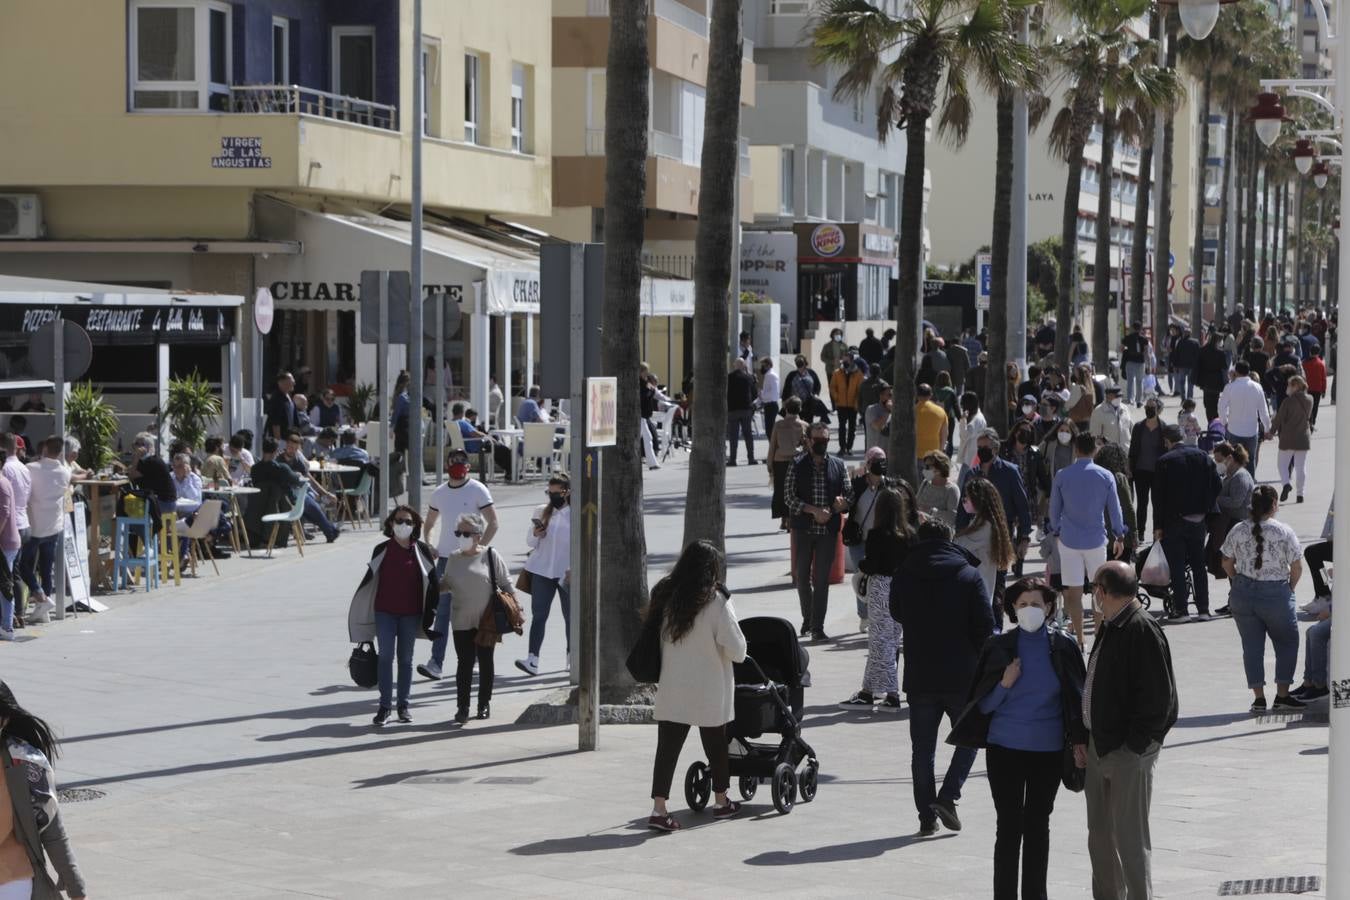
[113,512,159,592]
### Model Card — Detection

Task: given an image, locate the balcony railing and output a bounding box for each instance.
[588,0,709,37]
[585,127,685,160]
[228,85,398,131]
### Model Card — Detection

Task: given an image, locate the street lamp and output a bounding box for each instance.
[1293,137,1317,175]
[1250,92,1291,147]
[1312,158,1332,189]
[1174,0,1222,40]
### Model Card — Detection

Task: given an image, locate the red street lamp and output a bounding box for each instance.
[1293,138,1317,176]
[1159,0,1239,40]
[1312,159,1332,190]
[1249,93,1291,147]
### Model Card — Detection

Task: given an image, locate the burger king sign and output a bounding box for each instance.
[810,223,846,258]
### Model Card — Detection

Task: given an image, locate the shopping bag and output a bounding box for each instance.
[1141,373,1159,395]
[1139,542,1171,587]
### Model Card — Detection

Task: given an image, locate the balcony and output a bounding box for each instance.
[229,85,397,132]
[585,127,685,159]
[588,0,708,37]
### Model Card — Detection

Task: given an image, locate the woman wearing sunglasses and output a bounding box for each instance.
[439,512,515,724]
[348,505,440,726]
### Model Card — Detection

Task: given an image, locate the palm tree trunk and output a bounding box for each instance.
[1057,93,1097,370]
[1259,164,1269,315]
[1278,180,1289,309]
[684,0,743,550]
[1130,132,1154,328]
[1153,23,1177,348]
[1215,104,1234,314]
[890,113,928,482]
[1189,70,1211,331]
[1244,126,1258,311]
[986,88,1013,436]
[1093,112,1115,365]
[1272,179,1284,312]
[599,1,650,699]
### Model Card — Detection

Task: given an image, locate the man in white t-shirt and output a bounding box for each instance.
[417,448,499,680]
[21,437,71,623]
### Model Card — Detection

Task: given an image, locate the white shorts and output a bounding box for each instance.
[1058,543,1107,588]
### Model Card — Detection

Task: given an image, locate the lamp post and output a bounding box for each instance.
[1294,137,1317,176]
[1159,0,1239,40]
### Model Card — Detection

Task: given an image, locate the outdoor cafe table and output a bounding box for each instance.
[307,461,361,523]
[80,477,128,592]
[202,485,260,557]
[490,429,523,483]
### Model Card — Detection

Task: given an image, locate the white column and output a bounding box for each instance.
[469,282,490,422]
[502,314,513,411]
[524,312,535,397]
[156,343,170,455]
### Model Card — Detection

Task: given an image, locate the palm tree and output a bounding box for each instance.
[813,0,1035,480]
[1127,10,1160,330]
[684,0,744,549]
[599,1,651,698]
[1153,16,1177,356]
[1047,0,1179,368]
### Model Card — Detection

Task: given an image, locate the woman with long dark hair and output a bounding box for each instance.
[646,540,747,832]
[955,478,1015,603]
[516,473,573,677]
[1221,485,1306,712]
[0,681,87,899]
[840,487,914,709]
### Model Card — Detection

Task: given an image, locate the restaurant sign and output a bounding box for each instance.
[6,306,233,345]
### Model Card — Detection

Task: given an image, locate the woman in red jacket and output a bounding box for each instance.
[1302,345,1328,429]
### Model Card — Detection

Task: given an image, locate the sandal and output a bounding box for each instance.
[647,813,681,832]
[713,801,742,820]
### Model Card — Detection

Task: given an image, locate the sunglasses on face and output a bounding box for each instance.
[393,518,415,526]
[453,531,478,538]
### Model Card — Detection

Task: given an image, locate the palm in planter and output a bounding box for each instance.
[66,382,120,470]
[165,371,222,451]
[346,382,376,424]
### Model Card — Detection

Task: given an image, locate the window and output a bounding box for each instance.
[332,26,376,101]
[129,0,232,111]
[780,147,795,215]
[511,63,528,153]
[421,39,441,137]
[851,91,865,124]
[881,171,899,232]
[769,0,811,13]
[272,17,290,85]
[464,52,481,144]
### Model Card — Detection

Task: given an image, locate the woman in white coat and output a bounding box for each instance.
[647,540,748,832]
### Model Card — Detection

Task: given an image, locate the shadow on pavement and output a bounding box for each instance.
[511,821,669,855]
[1172,712,1261,728]
[744,832,955,865]
[351,748,582,789]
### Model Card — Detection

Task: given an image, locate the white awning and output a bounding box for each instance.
[0,274,241,307]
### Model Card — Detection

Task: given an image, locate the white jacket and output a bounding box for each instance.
[1089,401,1133,452]
[653,595,748,727]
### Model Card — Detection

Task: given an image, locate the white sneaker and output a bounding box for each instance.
[31,597,56,619]
[514,656,540,676]
[1301,597,1332,617]
[416,660,442,680]
[0,630,13,641]
[859,617,869,634]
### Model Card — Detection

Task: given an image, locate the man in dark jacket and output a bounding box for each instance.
[946,339,971,395]
[890,520,995,835]
[1084,561,1178,900]
[1152,425,1221,619]
[785,422,852,641]
[858,328,883,367]
[957,429,1032,548]
[726,358,757,466]
[1195,329,1229,423]
[1169,328,1201,400]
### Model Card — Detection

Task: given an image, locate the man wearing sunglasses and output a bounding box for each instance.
[417,449,498,681]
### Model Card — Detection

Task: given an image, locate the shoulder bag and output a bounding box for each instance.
[842,484,881,546]
[477,548,525,648]
[626,605,663,683]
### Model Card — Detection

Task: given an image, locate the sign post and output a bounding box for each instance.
[976,252,992,332]
[580,377,616,751]
[253,288,273,458]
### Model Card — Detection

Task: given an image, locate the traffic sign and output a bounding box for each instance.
[1182,273,1196,293]
[586,377,617,447]
[254,287,274,335]
[976,252,992,311]
[1169,252,1175,270]
[28,320,92,383]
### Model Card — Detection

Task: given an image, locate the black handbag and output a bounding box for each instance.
[348,642,378,688]
[626,607,663,683]
[1061,742,1086,793]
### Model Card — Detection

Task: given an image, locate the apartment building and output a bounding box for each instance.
[741,0,904,347]
[538,0,755,385]
[0,0,552,419]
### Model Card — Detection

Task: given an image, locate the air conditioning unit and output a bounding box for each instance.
[0,194,42,240]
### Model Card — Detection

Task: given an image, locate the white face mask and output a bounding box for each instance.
[1110,398,1121,409]
[1017,605,1047,633]
[833,335,843,343]
[457,535,477,552]
[1022,405,1035,414]
[1057,431,1072,445]
[393,523,414,541]
[923,467,936,481]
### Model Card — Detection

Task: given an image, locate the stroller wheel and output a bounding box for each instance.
[738,775,758,802]
[1135,589,1152,610]
[799,759,819,803]
[771,762,797,815]
[684,762,711,812]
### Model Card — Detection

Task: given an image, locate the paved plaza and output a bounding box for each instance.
[2,406,1335,899]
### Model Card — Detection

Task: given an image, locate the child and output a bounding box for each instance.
[1178,398,1202,446]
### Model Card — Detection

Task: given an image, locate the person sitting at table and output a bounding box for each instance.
[247,436,340,544]
[332,430,371,465]
[171,453,203,518]
[62,436,90,481]
[315,389,344,429]
[292,394,319,437]
[517,387,545,425]
[226,433,253,485]
[281,431,340,509]
[201,436,231,486]
[313,428,340,460]
[127,432,177,518]
[169,438,204,471]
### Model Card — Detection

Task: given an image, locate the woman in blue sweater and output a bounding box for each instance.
[949,578,1088,900]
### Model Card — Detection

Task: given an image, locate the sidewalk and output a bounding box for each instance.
[1,402,1332,898]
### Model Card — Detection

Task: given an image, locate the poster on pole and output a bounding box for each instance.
[976,253,992,311]
[586,377,617,447]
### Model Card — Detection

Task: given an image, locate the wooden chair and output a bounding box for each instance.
[176,499,224,577]
[262,485,309,557]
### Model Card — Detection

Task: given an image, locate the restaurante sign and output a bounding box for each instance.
[4,306,233,345]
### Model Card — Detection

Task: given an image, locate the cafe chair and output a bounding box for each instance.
[448,422,495,481]
[262,485,310,557]
[158,513,183,587]
[340,468,374,530]
[113,510,159,592]
[176,499,224,577]
[520,422,557,479]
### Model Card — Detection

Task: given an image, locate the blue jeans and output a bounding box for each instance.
[1172,367,1193,400]
[908,692,978,824]
[1303,618,1332,687]
[1229,433,1259,477]
[375,610,420,709]
[302,493,339,540]
[429,557,450,667]
[1124,362,1145,404]
[1228,574,1299,688]
[18,533,60,598]
[1160,518,1208,615]
[526,574,571,658]
[848,543,866,619]
[0,548,16,631]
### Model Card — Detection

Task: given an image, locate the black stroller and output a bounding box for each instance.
[1134,542,1192,619]
[684,616,819,815]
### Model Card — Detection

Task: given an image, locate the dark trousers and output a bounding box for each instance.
[451,628,495,711]
[1132,472,1154,537]
[1230,433,1259,477]
[986,745,1062,900]
[1202,388,1221,424]
[727,409,755,463]
[1311,392,1324,426]
[1307,540,1333,597]
[17,533,60,597]
[651,721,729,799]
[907,692,978,825]
[793,530,836,633]
[761,402,779,437]
[836,406,858,453]
[1161,518,1209,614]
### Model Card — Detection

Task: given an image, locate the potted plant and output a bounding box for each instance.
[164,370,222,451]
[65,382,119,470]
[347,382,376,424]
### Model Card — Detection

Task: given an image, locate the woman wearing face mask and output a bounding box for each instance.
[845,449,891,630]
[949,579,1087,900]
[0,681,87,900]
[515,474,573,677]
[348,505,440,725]
[1067,365,1096,432]
[1127,399,1164,541]
[840,488,914,709]
[1037,421,1078,529]
[1268,374,1312,504]
[768,397,809,531]
[440,512,515,724]
[959,392,987,472]
[918,452,960,526]
[955,478,1016,603]
[1005,363,1022,427]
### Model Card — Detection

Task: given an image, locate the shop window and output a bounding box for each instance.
[272,17,290,85]
[129,0,232,111]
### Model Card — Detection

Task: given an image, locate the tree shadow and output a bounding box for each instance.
[744,832,955,865]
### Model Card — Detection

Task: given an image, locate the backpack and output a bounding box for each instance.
[791,371,814,402]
